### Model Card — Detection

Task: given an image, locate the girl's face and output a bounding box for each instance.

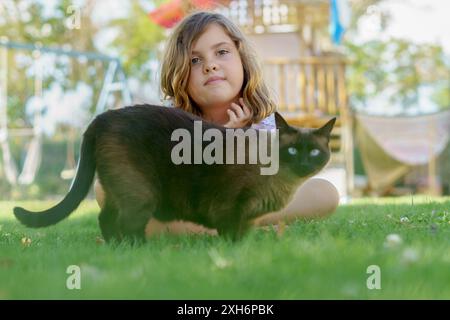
[187,23,244,113]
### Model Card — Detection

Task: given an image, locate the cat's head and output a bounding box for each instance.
[275,112,336,178]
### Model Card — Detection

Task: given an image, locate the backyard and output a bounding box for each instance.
[1,0,450,302]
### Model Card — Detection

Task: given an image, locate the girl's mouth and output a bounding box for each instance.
[205,77,225,85]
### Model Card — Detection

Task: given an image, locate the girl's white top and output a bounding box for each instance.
[251,113,276,130]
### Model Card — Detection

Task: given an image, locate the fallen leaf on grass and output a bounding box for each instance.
[21,237,32,247]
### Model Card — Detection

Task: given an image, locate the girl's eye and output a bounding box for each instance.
[288,147,298,156]
[191,57,200,65]
[218,49,229,55]
[310,149,320,157]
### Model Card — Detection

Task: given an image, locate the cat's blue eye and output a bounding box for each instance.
[288,147,298,156]
[310,149,320,157]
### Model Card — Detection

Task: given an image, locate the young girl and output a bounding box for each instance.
[94,11,339,237]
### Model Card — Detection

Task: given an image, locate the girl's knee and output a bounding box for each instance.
[299,178,340,217]
[254,178,340,226]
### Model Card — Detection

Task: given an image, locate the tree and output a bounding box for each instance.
[343,0,450,112]
[345,39,450,110]
[107,0,166,80]
[0,0,104,125]
[0,0,112,198]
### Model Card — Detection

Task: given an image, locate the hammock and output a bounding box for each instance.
[356,110,450,165]
[355,110,450,191]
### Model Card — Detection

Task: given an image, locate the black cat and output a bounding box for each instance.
[14,105,335,243]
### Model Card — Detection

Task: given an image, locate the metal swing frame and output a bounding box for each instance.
[0,39,132,185]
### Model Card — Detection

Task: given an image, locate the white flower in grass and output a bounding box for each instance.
[401,248,420,264]
[384,233,402,248]
[80,263,106,281]
[130,268,145,279]
[400,216,410,223]
[341,283,359,297]
[208,248,232,269]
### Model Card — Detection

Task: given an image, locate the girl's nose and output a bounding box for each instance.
[204,62,218,73]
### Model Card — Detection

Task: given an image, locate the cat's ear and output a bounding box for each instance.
[314,117,336,138]
[275,112,291,130]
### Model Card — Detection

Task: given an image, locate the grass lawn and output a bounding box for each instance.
[0,196,449,299]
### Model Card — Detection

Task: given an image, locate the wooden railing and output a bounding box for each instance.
[216,0,329,34]
[263,55,354,196]
[262,56,348,119]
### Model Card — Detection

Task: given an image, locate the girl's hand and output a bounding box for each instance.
[224,98,253,128]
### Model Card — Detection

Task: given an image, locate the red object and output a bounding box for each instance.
[191,0,217,10]
[148,0,231,28]
[148,0,184,28]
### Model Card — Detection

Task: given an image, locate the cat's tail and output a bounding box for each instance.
[13,121,97,228]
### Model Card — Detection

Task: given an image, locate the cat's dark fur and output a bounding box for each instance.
[14,104,335,243]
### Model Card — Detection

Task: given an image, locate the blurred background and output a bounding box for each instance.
[0,0,449,201]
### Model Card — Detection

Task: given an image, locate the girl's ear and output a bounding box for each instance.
[275,112,291,130]
[314,117,336,137]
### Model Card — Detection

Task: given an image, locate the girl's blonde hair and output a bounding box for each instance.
[160,11,276,123]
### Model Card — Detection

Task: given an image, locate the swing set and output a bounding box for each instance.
[0,38,132,185]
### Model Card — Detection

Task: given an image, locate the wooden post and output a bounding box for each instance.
[427,118,441,195]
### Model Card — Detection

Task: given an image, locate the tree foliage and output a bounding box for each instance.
[345,39,450,109]
[107,0,166,80]
[344,0,450,111]
[0,0,105,125]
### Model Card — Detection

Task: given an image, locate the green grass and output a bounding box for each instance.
[0,196,449,299]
